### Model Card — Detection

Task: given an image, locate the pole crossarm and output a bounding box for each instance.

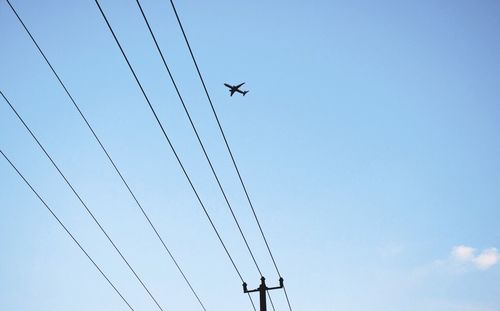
[243,277,284,311]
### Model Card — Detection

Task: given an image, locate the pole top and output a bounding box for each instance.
[260,276,267,289]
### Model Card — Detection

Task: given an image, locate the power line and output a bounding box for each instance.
[166,1,293,309]
[132,1,275,309]
[0,149,135,311]
[3,1,207,309]
[91,3,257,309]
[0,90,166,311]
[134,0,263,277]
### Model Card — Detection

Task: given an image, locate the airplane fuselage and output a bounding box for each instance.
[224,83,249,96]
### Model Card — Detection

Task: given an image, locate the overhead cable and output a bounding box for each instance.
[92,0,254,301]
[1,89,166,311]
[134,0,263,277]
[4,1,206,309]
[166,1,293,309]
[0,149,135,311]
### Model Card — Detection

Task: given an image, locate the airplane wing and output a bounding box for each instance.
[230,89,236,96]
[235,82,245,88]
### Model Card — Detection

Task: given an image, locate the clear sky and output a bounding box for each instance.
[1,0,499,310]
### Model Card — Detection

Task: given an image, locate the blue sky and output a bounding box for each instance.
[1,0,499,310]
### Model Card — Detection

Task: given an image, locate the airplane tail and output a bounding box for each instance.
[243,91,249,96]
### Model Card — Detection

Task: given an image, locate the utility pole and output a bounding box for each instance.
[243,277,284,311]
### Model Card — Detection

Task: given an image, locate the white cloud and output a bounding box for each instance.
[473,248,500,270]
[451,245,476,262]
[450,245,499,270]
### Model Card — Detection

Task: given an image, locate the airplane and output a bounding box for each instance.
[224,82,249,96]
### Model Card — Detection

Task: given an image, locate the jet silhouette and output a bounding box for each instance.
[224,82,249,96]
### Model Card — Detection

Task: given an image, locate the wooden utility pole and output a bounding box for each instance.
[243,277,284,311]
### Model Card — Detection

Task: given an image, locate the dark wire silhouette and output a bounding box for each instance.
[0,91,166,311]
[133,1,274,309]
[92,2,256,309]
[134,0,263,279]
[0,149,135,311]
[3,1,206,309]
[167,0,293,309]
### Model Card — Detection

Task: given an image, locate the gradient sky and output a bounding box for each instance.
[1,0,499,310]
